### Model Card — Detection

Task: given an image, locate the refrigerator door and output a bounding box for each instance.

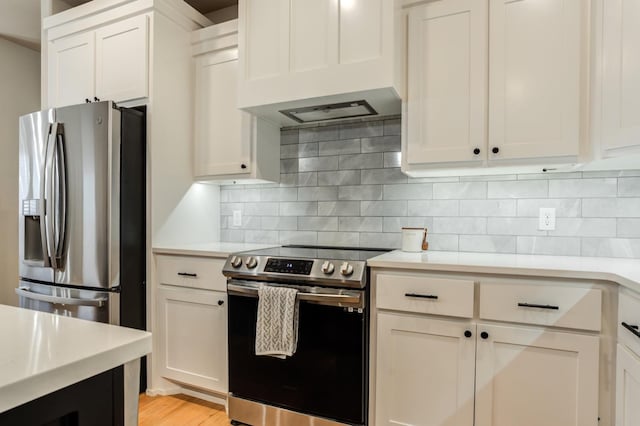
[53,101,120,290]
[19,109,56,283]
[17,281,112,323]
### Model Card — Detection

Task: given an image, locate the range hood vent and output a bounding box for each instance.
[279,100,377,123]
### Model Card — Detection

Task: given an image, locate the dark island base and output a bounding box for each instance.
[1,366,124,426]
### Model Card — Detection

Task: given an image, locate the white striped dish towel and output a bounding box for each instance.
[255,285,300,358]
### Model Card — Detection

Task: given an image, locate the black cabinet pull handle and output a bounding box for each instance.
[464,330,472,338]
[481,331,489,339]
[622,322,640,339]
[405,293,438,300]
[218,300,225,306]
[177,272,197,278]
[492,147,500,154]
[518,302,559,310]
[473,148,481,155]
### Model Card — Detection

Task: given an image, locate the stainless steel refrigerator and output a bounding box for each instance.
[17,101,146,332]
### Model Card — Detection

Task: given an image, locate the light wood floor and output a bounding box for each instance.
[139,394,231,426]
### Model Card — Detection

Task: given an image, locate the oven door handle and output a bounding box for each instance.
[227,283,363,308]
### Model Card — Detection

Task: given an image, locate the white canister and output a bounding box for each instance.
[401,227,427,252]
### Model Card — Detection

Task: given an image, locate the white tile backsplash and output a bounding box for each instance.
[220,118,640,258]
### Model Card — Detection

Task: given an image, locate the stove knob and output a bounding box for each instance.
[340,262,354,277]
[321,261,335,274]
[245,256,258,269]
[230,256,242,268]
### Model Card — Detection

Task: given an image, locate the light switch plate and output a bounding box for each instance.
[232,210,242,227]
[538,208,556,230]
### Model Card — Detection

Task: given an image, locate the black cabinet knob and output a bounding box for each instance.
[464,330,472,338]
[240,164,247,169]
[481,331,489,339]
[492,147,500,154]
[473,148,481,155]
[85,98,91,103]
[94,96,100,102]
[218,300,224,306]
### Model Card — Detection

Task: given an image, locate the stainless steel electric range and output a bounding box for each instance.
[222,245,391,426]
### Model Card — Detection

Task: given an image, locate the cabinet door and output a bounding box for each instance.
[602,0,640,154]
[475,323,599,426]
[194,49,251,177]
[95,14,149,103]
[48,32,95,108]
[405,0,487,166]
[157,286,227,393]
[488,0,583,162]
[616,344,640,426]
[376,312,475,426]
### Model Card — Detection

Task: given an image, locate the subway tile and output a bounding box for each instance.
[383,152,401,168]
[298,216,338,231]
[618,219,640,238]
[297,186,338,201]
[433,217,486,235]
[220,202,243,216]
[261,216,298,231]
[299,156,339,172]
[340,217,384,233]
[383,118,401,136]
[383,183,433,200]
[279,202,317,216]
[280,172,318,187]
[383,217,432,233]
[339,185,383,201]
[487,218,546,236]
[581,238,640,258]
[426,234,459,251]
[221,229,244,243]
[459,235,516,254]
[583,170,640,178]
[318,139,361,156]
[488,180,548,199]
[279,231,318,245]
[362,168,408,184]
[548,178,617,198]
[549,218,617,238]
[317,232,360,246]
[317,170,361,186]
[260,187,298,202]
[222,188,260,202]
[339,121,383,139]
[408,200,459,216]
[434,182,487,200]
[517,199,581,217]
[360,232,402,249]
[411,176,460,183]
[223,215,261,230]
[299,125,339,143]
[460,200,517,217]
[582,198,640,218]
[618,178,640,197]
[318,201,360,216]
[245,230,279,244]
[280,143,318,159]
[339,153,383,170]
[517,172,583,180]
[517,236,581,256]
[281,129,299,145]
[243,202,279,216]
[361,200,408,216]
[459,174,517,182]
[280,158,299,173]
[361,135,401,153]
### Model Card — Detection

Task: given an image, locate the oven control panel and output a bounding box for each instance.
[264,258,314,275]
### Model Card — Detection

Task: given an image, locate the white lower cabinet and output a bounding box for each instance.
[616,344,640,426]
[376,313,476,426]
[475,324,600,426]
[157,285,228,394]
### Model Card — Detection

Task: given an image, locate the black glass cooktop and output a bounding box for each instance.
[237,245,392,262]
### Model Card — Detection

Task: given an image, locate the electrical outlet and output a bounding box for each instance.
[538,208,556,231]
[232,210,242,227]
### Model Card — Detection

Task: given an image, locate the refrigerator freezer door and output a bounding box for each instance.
[53,102,119,289]
[19,109,56,283]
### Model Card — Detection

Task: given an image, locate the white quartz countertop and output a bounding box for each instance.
[0,305,151,413]
[152,242,278,258]
[368,250,640,292]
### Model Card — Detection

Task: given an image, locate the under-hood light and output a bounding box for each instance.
[279,100,377,123]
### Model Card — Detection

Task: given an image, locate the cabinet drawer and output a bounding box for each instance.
[618,290,640,357]
[479,282,602,331]
[156,255,226,291]
[376,274,475,318]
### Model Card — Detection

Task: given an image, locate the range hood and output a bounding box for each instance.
[280,100,378,124]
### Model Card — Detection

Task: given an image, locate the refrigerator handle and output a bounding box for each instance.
[54,131,67,262]
[43,123,58,269]
[16,287,107,307]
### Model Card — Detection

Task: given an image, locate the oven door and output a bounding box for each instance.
[227,280,368,425]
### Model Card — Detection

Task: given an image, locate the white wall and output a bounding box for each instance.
[0,38,40,306]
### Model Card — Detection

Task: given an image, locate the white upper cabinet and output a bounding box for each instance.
[405,0,487,167]
[601,0,640,156]
[46,13,150,108]
[238,0,400,126]
[192,20,280,183]
[402,0,588,176]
